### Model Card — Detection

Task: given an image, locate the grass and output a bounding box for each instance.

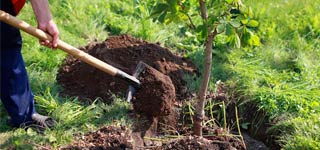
[1,1,133,149]
[226,0,320,148]
[0,0,319,149]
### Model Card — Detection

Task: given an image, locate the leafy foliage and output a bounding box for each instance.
[148,0,262,136]
[149,0,260,49]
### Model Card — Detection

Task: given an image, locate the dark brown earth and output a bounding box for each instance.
[60,125,246,150]
[60,125,270,150]
[157,135,245,150]
[59,126,133,150]
[57,34,196,103]
[57,35,268,150]
[133,62,175,118]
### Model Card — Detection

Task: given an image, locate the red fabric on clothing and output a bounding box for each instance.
[11,0,26,15]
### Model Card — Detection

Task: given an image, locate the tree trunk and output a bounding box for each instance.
[193,0,216,136]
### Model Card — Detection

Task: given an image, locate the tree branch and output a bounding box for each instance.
[178,2,196,30]
[199,0,208,20]
[193,0,215,137]
[187,13,196,29]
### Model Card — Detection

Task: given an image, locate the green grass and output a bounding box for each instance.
[1,1,134,149]
[184,0,320,149]
[225,0,320,148]
[1,0,319,149]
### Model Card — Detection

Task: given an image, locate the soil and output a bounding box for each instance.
[157,135,245,150]
[60,125,246,150]
[133,62,175,118]
[57,35,196,103]
[59,126,133,150]
[242,132,269,150]
[59,125,270,150]
[57,35,270,150]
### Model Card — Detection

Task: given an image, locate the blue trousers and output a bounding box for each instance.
[1,21,36,127]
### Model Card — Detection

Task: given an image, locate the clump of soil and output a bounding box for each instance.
[60,126,132,150]
[133,62,175,118]
[57,35,196,103]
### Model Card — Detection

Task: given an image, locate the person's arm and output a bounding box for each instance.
[30,0,59,48]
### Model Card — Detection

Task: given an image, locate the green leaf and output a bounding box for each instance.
[235,33,241,48]
[158,11,167,23]
[196,24,207,33]
[177,12,189,22]
[167,0,179,13]
[227,33,241,48]
[14,140,20,146]
[185,31,194,37]
[242,26,250,41]
[167,0,178,6]
[247,20,259,27]
[230,20,241,28]
[249,33,261,46]
[149,3,168,18]
[200,27,208,41]
[225,0,234,4]
[49,135,57,143]
[208,17,218,26]
[248,7,254,17]
[225,24,234,36]
[241,19,248,25]
[195,24,208,41]
[241,26,261,46]
[217,23,226,34]
[165,13,179,24]
[138,5,146,14]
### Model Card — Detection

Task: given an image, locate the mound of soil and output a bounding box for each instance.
[57,35,196,103]
[60,126,132,150]
[133,62,175,117]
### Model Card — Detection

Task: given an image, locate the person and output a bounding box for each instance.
[1,0,59,129]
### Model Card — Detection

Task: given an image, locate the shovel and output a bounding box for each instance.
[0,10,142,102]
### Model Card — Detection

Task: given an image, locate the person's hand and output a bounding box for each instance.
[30,0,59,49]
[38,20,59,49]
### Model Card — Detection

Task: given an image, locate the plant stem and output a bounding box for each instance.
[223,101,227,130]
[193,0,217,136]
[236,106,246,149]
[186,13,196,29]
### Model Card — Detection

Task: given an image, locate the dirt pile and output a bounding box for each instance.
[133,62,175,118]
[57,35,196,103]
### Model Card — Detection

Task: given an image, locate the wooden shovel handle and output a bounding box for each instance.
[0,10,118,76]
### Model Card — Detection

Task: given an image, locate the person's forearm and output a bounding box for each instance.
[30,0,52,26]
[30,0,59,48]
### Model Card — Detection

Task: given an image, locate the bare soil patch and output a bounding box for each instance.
[59,126,132,150]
